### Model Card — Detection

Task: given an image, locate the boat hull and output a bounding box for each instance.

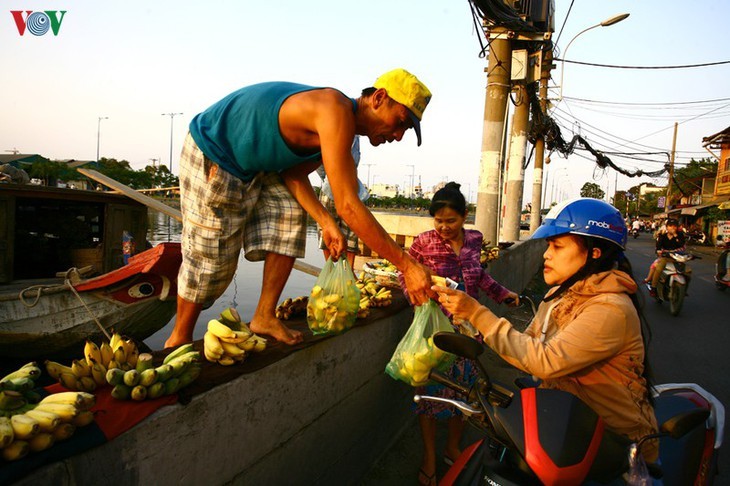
[0,243,181,359]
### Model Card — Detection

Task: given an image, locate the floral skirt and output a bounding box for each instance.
[413,356,477,420]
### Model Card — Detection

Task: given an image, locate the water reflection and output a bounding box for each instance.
[145,210,325,350]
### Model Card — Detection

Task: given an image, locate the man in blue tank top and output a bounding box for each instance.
[166,68,435,348]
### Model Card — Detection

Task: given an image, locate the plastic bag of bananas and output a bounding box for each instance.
[306,257,360,335]
[385,300,456,387]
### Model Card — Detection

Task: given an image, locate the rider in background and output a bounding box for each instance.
[648,218,686,297]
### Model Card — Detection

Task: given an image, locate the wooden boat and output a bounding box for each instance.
[0,182,181,359]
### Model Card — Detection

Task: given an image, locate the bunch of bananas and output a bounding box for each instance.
[44,333,139,392]
[306,283,360,335]
[275,296,308,320]
[1,362,43,409]
[1,365,95,462]
[362,259,400,288]
[480,243,500,266]
[203,308,268,366]
[387,337,451,387]
[355,275,393,318]
[107,343,201,401]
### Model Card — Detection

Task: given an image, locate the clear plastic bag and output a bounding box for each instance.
[385,300,456,386]
[306,258,361,335]
[626,443,652,485]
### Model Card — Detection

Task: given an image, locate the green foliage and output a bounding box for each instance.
[669,157,717,204]
[580,182,605,200]
[706,206,730,223]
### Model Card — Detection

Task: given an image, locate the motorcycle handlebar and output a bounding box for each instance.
[428,369,471,397]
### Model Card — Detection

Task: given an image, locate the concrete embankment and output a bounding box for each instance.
[15,220,545,485]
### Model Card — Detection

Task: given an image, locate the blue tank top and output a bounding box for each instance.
[189,82,354,181]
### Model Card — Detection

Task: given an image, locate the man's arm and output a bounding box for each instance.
[279,162,345,260]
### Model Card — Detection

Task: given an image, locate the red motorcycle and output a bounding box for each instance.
[417,333,725,486]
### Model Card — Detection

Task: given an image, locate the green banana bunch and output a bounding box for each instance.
[108,344,202,401]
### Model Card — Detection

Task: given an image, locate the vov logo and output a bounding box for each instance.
[11,10,67,36]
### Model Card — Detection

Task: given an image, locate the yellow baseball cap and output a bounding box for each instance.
[373,68,432,146]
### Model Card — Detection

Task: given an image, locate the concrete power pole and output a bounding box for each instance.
[666,122,678,209]
[530,48,551,233]
[475,28,512,246]
[502,83,529,241]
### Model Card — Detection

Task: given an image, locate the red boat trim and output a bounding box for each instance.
[73,243,181,292]
[522,388,604,485]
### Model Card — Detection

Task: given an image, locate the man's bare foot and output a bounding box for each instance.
[250,315,303,345]
[164,334,193,350]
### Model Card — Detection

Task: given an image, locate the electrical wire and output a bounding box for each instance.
[563,96,730,107]
[554,58,730,69]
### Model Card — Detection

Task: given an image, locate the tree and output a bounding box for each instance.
[580,182,605,200]
[668,157,717,206]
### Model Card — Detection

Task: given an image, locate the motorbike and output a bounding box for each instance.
[715,240,730,291]
[686,229,707,245]
[418,332,725,486]
[646,251,695,316]
[631,228,640,239]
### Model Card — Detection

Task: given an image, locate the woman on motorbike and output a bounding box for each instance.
[433,197,659,462]
[646,218,686,297]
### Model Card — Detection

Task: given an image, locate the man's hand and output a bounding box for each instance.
[321,223,345,261]
[400,255,434,305]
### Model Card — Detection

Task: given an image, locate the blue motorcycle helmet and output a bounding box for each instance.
[532,197,628,250]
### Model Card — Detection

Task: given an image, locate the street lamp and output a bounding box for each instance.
[162,112,183,175]
[558,13,630,101]
[362,163,374,188]
[96,116,108,162]
[406,164,415,198]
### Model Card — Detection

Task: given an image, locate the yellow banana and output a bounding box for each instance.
[217,356,236,366]
[204,345,223,362]
[124,339,139,367]
[78,376,97,393]
[99,341,114,368]
[131,385,147,401]
[113,345,127,365]
[52,423,76,441]
[107,359,121,370]
[58,372,79,391]
[39,391,85,409]
[71,410,95,427]
[28,432,55,452]
[1,439,29,461]
[89,359,107,386]
[238,337,256,352]
[252,335,267,353]
[0,416,14,448]
[45,360,74,381]
[11,413,39,439]
[33,402,78,422]
[84,340,102,366]
[207,319,236,340]
[24,409,61,432]
[109,332,123,351]
[220,340,245,357]
[204,331,225,356]
[71,359,91,378]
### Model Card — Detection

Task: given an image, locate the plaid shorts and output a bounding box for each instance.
[177,133,307,305]
[317,192,360,253]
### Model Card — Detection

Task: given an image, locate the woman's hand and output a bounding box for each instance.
[503,291,520,307]
[431,285,482,321]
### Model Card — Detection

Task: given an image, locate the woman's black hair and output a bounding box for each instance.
[429,182,467,217]
[543,235,655,400]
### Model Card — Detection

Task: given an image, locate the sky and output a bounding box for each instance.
[2,0,729,206]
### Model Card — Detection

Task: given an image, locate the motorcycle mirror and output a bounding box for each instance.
[433,332,484,360]
[659,409,710,440]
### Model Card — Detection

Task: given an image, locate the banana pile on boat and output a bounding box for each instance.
[1,362,96,461]
[355,274,393,318]
[480,243,500,266]
[275,296,309,320]
[44,333,141,392]
[203,308,267,365]
[107,343,201,401]
[306,283,360,334]
[389,337,451,387]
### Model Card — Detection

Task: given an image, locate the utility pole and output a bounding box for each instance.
[530,48,551,233]
[475,27,512,245]
[502,83,529,241]
[162,112,183,175]
[666,122,678,210]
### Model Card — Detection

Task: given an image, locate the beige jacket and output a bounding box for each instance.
[471,270,659,461]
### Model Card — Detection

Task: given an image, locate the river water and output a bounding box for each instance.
[144,210,326,350]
